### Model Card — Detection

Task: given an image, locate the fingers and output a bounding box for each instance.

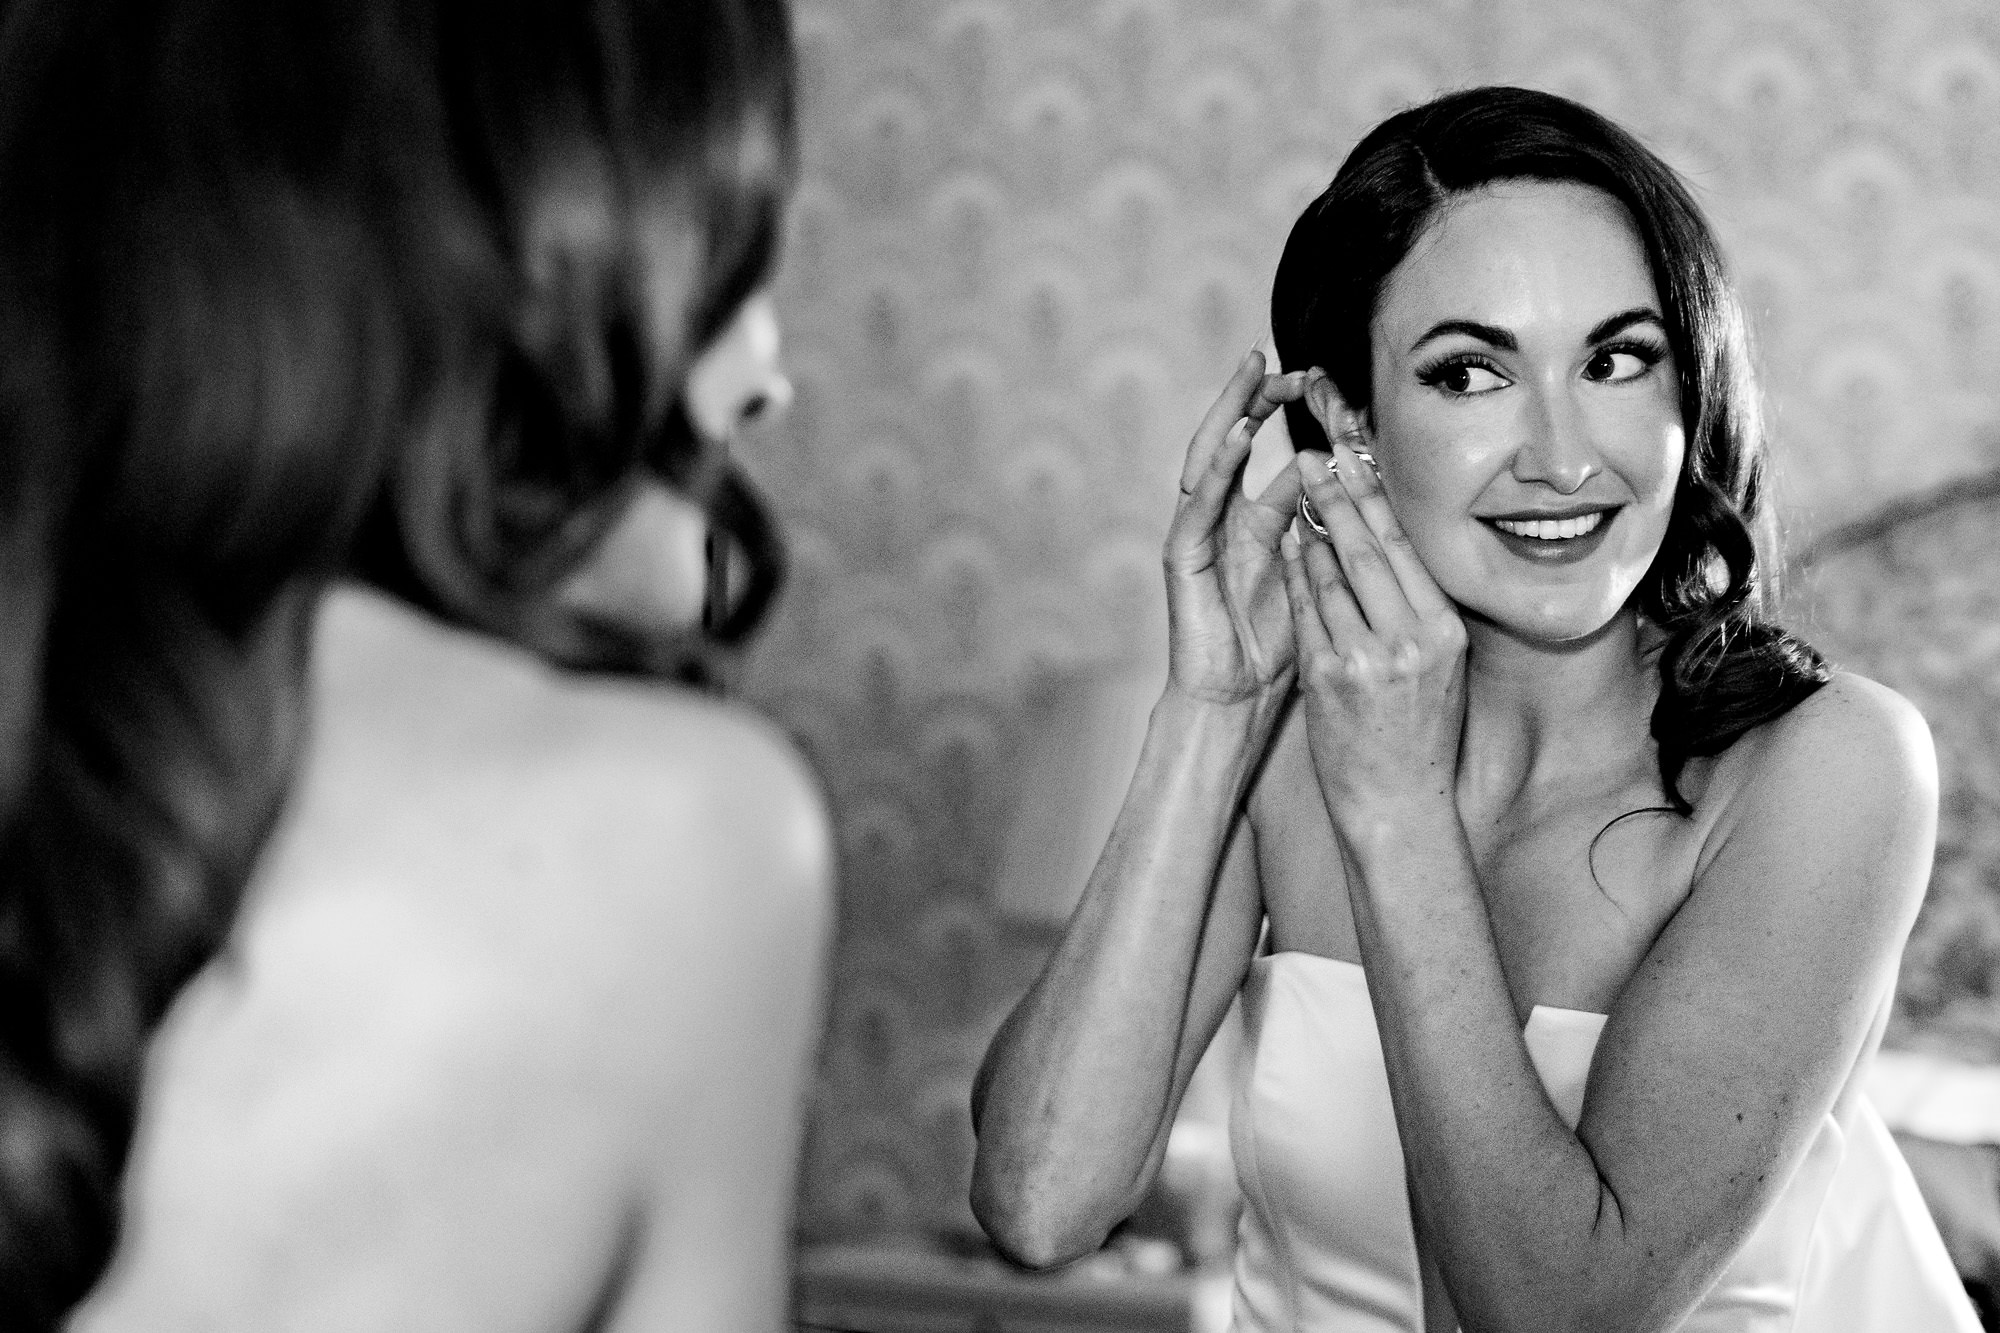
[1281,529,1366,666]
[1165,414,1258,568]
[1296,450,1417,640]
[1281,531,1332,669]
[1239,456,1306,544]
[1169,355,1318,569]
[1326,438,1456,622]
[1179,353,1312,496]
[1243,368,1310,429]
[1179,349,1267,495]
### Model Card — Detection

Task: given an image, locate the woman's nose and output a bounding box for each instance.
[687,291,793,441]
[1510,382,1600,495]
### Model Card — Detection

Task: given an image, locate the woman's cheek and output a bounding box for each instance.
[1619,419,1685,530]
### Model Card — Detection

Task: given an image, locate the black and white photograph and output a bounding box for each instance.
[0,1,1994,1330]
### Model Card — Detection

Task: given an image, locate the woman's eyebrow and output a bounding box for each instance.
[1586,307,1666,343]
[1408,319,1515,354]
[1407,308,1666,355]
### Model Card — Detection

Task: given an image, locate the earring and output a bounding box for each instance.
[1297,434,1376,538]
[1298,494,1329,539]
[1331,426,1375,474]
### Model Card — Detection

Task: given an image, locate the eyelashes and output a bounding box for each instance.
[1413,337,1670,396]
[1585,337,1668,382]
[1415,352,1507,396]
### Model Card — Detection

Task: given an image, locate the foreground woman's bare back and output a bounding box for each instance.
[70,586,833,1333]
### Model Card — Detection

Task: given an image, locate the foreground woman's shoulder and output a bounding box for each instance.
[284,576,837,994]
[529,668,832,879]
[282,581,836,1013]
[82,590,833,1330]
[310,581,831,895]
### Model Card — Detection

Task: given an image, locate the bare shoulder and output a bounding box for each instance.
[301,583,833,945]
[1705,670,1935,830]
[1694,669,1936,924]
[78,586,835,1330]
[263,581,836,1114]
[1750,668,1928,753]
[524,675,834,920]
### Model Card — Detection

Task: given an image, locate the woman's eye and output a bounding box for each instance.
[1584,347,1656,383]
[1420,359,1509,396]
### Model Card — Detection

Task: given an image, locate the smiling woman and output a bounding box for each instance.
[970,87,1982,1332]
[1326,182,1683,643]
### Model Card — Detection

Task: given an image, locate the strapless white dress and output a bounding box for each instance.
[1228,952,1980,1332]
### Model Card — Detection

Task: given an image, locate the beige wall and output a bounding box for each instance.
[732,0,2000,1244]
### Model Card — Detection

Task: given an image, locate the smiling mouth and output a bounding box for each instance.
[1486,512,1609,541]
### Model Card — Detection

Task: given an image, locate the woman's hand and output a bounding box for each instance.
[1164,350,1310,706]
[1280,434,1468,824]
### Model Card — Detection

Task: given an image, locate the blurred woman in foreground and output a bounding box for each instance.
[0,1,829,1328]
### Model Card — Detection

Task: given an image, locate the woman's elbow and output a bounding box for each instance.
[967,1148,1108,1271]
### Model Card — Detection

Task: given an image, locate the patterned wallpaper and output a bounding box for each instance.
[1798,479,2000,1067]
[729,0,2000,1245]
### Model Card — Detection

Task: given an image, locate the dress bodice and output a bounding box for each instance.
[1227,952,1978,1332]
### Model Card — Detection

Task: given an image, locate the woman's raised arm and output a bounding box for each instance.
[968,352,1305,1268]
[970,694,1267,1269]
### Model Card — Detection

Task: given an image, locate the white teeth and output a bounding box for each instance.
[1492,512,1607,541]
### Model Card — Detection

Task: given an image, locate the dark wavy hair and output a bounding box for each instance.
[0,0,794,1322]
[1272,85,1828,812]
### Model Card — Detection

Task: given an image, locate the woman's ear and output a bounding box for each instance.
[1302,369,1363,447]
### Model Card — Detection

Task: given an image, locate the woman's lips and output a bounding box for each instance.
[1478,507,1619,564]
[1491,511,1604,540]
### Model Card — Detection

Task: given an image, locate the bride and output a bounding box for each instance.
[971,87,1980,1332]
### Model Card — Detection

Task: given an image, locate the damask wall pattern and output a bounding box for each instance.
[1800,481,2000,1068]
[731,0,2000,1245]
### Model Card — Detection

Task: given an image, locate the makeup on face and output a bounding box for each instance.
[1478,505,1618,565]
[1358,180,1685,641]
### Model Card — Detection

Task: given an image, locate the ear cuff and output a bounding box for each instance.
[1297,441,1376,538]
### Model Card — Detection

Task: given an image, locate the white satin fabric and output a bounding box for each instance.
[1227,952,1979,1332]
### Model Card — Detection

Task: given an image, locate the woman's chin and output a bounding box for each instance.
[1457,592,1638,649]
[1430,537,1658,651]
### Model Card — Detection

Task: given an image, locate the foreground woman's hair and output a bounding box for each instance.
[0,0,793,1320]
[1272,86,1828,808]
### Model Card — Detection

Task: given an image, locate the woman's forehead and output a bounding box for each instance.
[1375,181,1660,351]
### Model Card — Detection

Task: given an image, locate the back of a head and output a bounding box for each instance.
[0,0,794,1321]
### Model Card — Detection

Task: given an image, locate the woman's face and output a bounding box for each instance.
[1356,180,1684,644]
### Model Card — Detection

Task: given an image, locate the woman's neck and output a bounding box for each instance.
[1455,608,1660,814]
